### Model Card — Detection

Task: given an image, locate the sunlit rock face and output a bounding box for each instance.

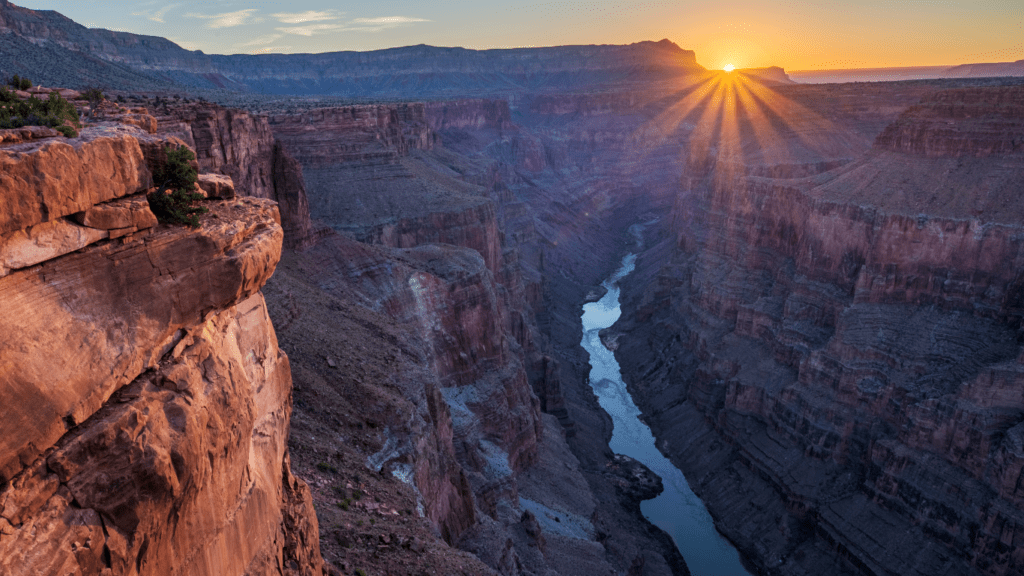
[616,84,1024,576]
[0,120,323,575]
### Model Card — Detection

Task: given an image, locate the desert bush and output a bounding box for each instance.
[0,87,80,136]
[8,75,31,90]
[81,87,104,119]
[147,145,208,228]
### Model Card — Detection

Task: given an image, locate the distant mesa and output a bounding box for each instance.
[735,66,794,84]
[0,1,707,98]
[944,59,1024,79]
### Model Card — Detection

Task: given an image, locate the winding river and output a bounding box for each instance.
[581,250,753,576]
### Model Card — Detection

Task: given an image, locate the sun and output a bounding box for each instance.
[724,64,735,72]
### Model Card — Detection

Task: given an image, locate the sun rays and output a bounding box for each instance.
[628,70,858,183]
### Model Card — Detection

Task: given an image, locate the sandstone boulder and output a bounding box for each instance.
[197,172,236,199]
[0,126,60,144]
[71,193,159,231]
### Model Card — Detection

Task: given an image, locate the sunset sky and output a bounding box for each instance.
[14,0,1024,71]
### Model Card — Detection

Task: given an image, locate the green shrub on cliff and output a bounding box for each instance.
[147,145,208,228]
[0,87,80,136]
[7,75,31,90]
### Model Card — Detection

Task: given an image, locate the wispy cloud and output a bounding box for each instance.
[131,2,180,23]
[276,23,344,36]
[237,33,285,47]
[186,9,263,28]
[341,16,431,33]
[275,14,431,36]
[271,10,343,24]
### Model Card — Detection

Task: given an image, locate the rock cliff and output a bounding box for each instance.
[615,84,1024,576]
[258,86,704,574]
[0,120,323,575]
[151,100,315,249]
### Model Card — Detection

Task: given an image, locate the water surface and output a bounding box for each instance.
[581,253,753,576]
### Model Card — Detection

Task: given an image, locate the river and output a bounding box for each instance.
[581,250,753,576]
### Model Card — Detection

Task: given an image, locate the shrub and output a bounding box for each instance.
[317,462,339,474]
[81,87,104,120]
[147,145,208,228]
[0,87,80,135]
[8,74,31,90]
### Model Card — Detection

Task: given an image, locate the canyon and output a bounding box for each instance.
[4,1,1024,575]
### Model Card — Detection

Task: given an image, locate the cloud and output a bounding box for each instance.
[237,33,284,47]
[276,23,344,36]
[348,16,430,25]
[131,3,179,23]
[275,14,431,36]
[335,16,432,33]
[271,10,342,24]
[185,9,263,28]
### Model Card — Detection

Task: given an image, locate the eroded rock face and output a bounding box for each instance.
[0,198,283,484]
[269,104,434,166]
[0,123,153,234]
[271,140,314,250]
[876,86,1024,157]
[155,102,314,249]
[0,116,323,575]
[156,104,275,198]
[0,294,322,576]
[615,84,1024,576]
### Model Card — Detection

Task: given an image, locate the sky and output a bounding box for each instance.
[14,0,1024,71]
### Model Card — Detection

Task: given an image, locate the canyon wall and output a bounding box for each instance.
[152,101,315,249]
[259,93,698,574]
[615,84,1024,576]
[0,121,323,574]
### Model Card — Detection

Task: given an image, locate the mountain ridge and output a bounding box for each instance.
[0,1,705,97]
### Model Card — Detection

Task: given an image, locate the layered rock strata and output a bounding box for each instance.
[153,101,314,249]
[615,85,1024,576]
[0,124,323,575]
[264,89,696,574]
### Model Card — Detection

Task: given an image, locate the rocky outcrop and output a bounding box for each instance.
[154,101,315,249]
[0,123,153,234]
[0,122,323,575]
[615,84,1024,576]
[0,294,319,576]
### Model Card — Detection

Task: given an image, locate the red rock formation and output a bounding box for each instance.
[155,102,315,249]
[616,84,1024,576]
[272,140,314,250]
[0,123,153,234]
[0,124,323,575]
